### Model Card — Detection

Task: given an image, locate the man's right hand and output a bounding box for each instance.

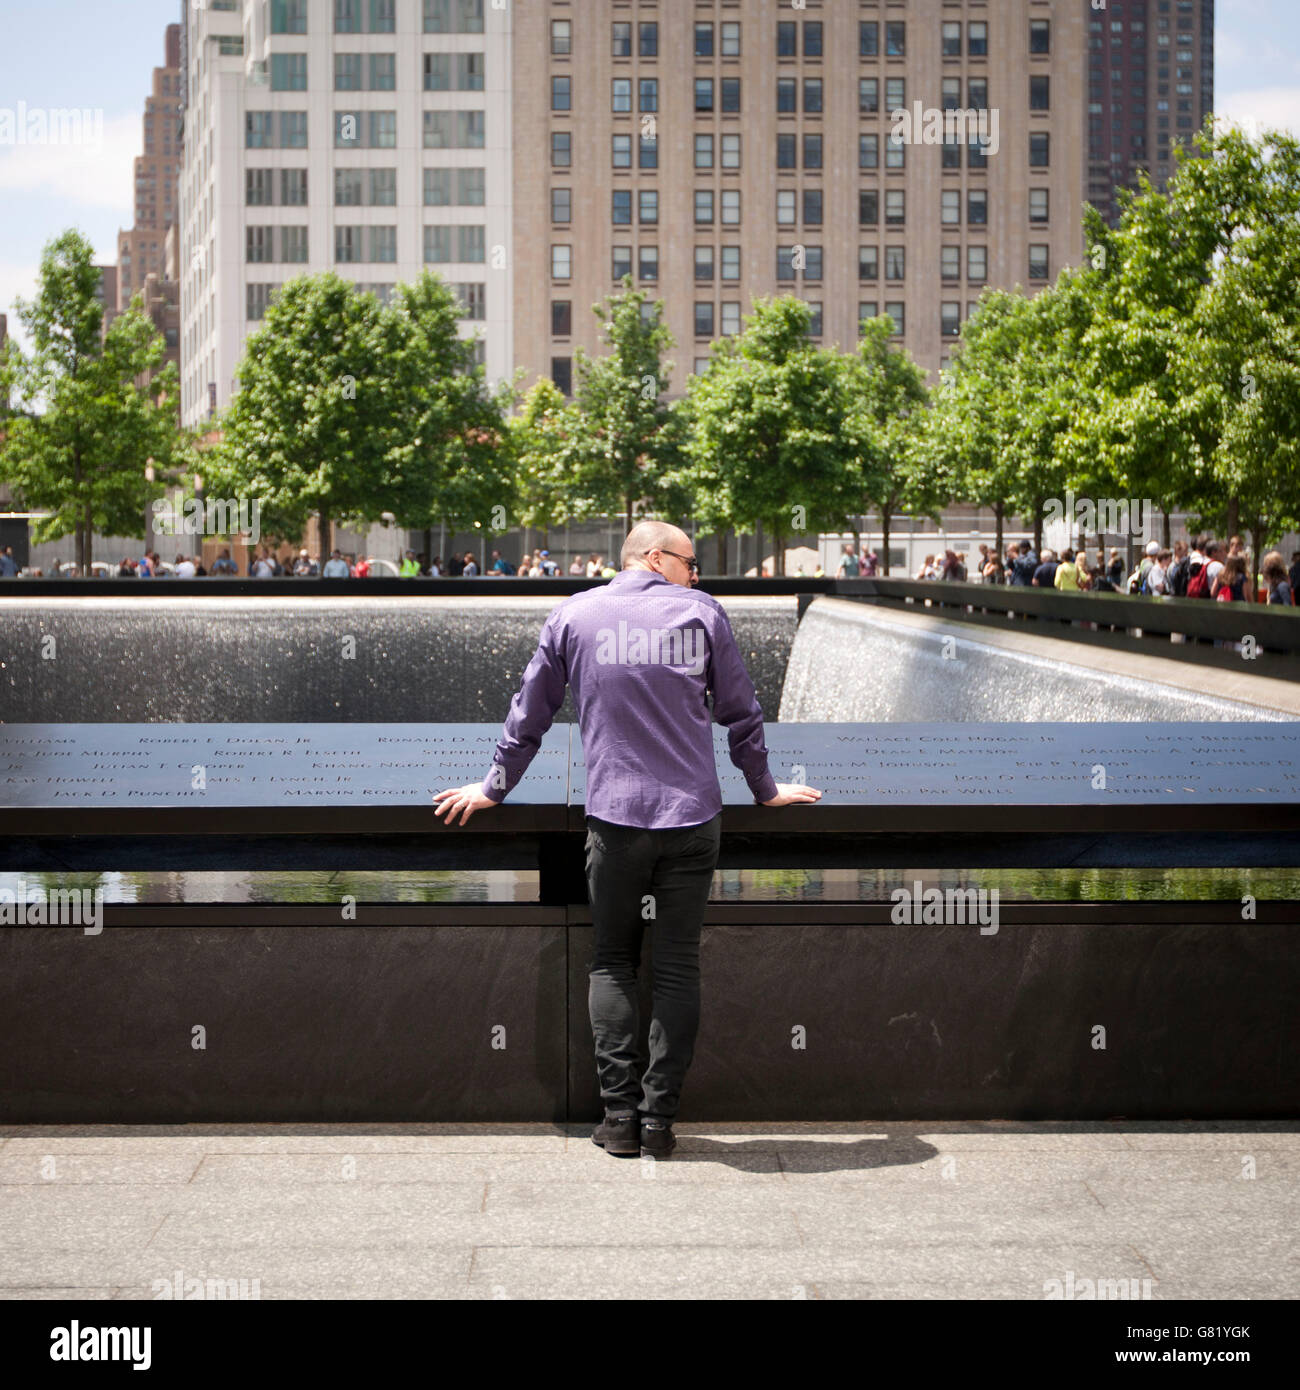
[761,783,823,807]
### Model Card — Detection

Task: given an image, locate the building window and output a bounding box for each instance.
[639,78,658,112]
[1029,188,1049,223]
[371,53,397,90]
[720,22,740,57]
[694,357,711,376]
[776,190,796,226]
[721,134,741,169]
[551,244,572,278]
[246,112,274,148]
[612,22,631,58]
[640,22,658,58]
[804,79,822,114]
[720,190,740,225]
[858,246,878,280]
[886,78,905,112]
[860,22,879,58]
[805,22,823,57]
[612,246,632,279]
[1030,19,1051,55]
[806,301,823,336]
[695,246,714,281]
[552,76,571,112]
[777,21,797,57]
[942,302,961,337]
[551,299,571,336]
[885,301,905,336]
[695,23,714,58]
[968,189,988,225]
[612,133,632,168]
[552,188,571,223]
[942,135,962,169]
[639,189,658,224]
[721,245,741,281]
[777,133,796,169]
[721,78,741,113]
[860,190,879,226]
[1030,75,1050,111]
[886,246,906,281]
[777,78,796,114]
[639,134,657,169]
[941,189,960,224]
[886,134,905,169]
[803,133,822,169]
[1030,132,1051,167]
[968,135,988,170]
[612,189,632,225]
[695,302,715,337]
[695,134,714,169]
[271,0,307,35]
[941,246,959,281]
[246,226,274,263]
[551,19,571,55]
[860,133,879,169]
[696,78,714,113]
[969,78,988,109]
[942,78,961,113]
[246,169,274,205]
[968,245,987,281]
[859,78,879,114]
[721,302,740,336]
[1029,245,1050,280]
[885,189,905,225]
[969,22,988,57]
[858,302,878,333]
[271,53,307,91]
[886,22,906,57]
[942,22,962,57]
[336,53,363,90]
[639,246,658,281]
[696,190,716,224]
[455,283,486,320]
[552,357,572,396]
[612,78,631,113]
[552,131,571,166]
[803,189,822,225]
[247,283,278,320]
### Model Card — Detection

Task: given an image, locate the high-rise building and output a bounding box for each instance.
[513,0,1087,393]
[1086,0,1215,226]
[179,0,513,428]
[118,25,184,314]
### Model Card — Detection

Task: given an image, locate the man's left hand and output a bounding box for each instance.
[433,784,500,826]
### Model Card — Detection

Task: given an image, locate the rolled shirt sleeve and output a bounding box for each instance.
[706,608,780,805]
[480,610,569,803]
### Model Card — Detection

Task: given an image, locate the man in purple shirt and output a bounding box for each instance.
[434,520,820,1159]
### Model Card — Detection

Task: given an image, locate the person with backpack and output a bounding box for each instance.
[1263,551,1296,606]
[1164,541,1190,598]
[1215,554,1248,603]
[1141,548,1172,596]
[1185,541,1212,599]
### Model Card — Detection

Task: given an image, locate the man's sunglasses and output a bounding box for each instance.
[657,548,700,573]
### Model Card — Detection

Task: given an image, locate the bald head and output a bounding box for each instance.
[621,520,690,570]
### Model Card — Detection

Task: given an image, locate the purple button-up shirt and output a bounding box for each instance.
[480,569,779,828]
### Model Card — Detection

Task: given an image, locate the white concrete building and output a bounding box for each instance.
[179,0,512,429]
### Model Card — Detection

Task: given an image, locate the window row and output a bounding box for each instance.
[248,279,486,322]
[271,0,487,35]
[245,110,486,149]
[244,224,489,264]
[245,167,487,208]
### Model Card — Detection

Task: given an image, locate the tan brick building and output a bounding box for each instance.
[513,0,1087,394]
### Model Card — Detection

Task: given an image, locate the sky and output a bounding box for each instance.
[0,0,1297,352]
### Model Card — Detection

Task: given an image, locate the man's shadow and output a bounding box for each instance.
[581,1127,940,1174]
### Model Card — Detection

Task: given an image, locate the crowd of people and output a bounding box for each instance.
[906,537,1299,606]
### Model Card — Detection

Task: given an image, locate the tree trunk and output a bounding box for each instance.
[1227,494,1240,542]
[773,519,785,577]
[994,502,1004,564]
[318,512,331,566]
[755,519,764,577]
[881,506,893,577]
[1032,497,1044,558]
[1162,508,1171,548]
[626,494,635,538]
[84,503,94,573]
[715,531,726,576]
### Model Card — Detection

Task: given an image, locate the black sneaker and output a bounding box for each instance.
[591,1110,639,1156]
[640,1118,676,1160]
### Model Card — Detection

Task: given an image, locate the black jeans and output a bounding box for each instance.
[584,812,722,1122]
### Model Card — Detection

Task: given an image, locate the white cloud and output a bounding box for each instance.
[0,110,138,213]
[1217,87,1300,139]
[0,260,40,356]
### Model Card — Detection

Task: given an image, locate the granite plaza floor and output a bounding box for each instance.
[1,1121,1295,1301]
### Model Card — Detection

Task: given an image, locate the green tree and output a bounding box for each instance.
[843,315,933,575]
[567,279,680,529]
[0,230,180,571]
[682,297,860,575]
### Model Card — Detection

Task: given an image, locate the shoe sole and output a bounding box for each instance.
[592,1132,640,1157]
